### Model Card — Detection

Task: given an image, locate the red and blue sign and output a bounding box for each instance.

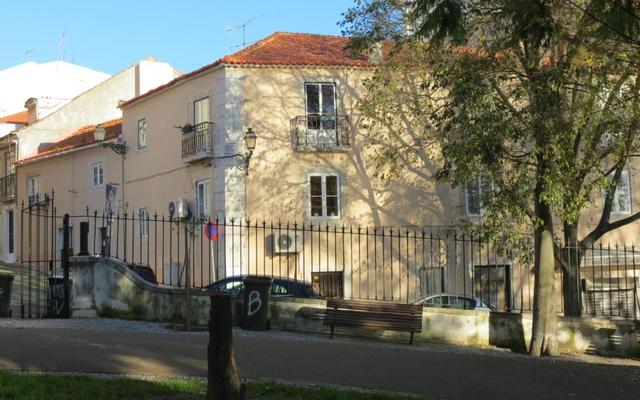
[205,222,219,241]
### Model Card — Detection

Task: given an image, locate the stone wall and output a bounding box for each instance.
[70,256,639,356]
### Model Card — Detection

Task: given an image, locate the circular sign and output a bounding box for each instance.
[205,222,219,241]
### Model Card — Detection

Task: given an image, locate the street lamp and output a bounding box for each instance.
[94,126,128,155]
[211,127,258,175]
[238,127,257,174]
[94,125,128,211]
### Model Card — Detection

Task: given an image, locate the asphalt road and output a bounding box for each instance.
[1,325,639,399]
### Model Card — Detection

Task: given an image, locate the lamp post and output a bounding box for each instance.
[211,127,257,175]
[94,126,128,211]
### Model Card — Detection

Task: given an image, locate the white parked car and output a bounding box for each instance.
[415,294,494,312]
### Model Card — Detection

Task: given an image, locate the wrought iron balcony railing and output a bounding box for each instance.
[181,122,214,162]
[0,173,15,201]
[290,115,351,151]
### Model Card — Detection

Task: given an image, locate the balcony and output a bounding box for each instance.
[0,173,15,202]
[290,115,351,152]
[181,122,214,163]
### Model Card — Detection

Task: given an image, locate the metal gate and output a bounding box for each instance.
[18,191,71,318]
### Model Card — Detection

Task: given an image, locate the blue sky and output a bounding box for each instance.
[0,1,352,74]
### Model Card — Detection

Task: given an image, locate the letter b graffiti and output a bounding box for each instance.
[247,290,262,317]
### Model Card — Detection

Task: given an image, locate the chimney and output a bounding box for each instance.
[368,42,385,65]
[24,98,38,124]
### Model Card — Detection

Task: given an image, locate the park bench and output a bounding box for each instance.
[323,298,423,344]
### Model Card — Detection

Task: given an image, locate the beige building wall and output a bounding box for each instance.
[15,144,122,266]
[241,65,456,227]
[5,59,181,264]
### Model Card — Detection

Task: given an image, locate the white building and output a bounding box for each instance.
[2,58,181,264]
[0,61,111,119]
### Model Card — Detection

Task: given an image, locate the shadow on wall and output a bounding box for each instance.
[489,312,528,353]
[244,67,454,227]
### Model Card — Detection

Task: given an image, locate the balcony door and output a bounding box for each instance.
[194,97,210,126]
[305,83,336,144]
[3,151,12,177]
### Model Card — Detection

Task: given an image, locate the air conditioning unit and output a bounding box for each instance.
[273,232,301,254]
[28,192,49,206]
[168,198,189,219]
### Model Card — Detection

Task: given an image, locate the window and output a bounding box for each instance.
[195,179,210,220]
[271,283,291,296]
[137,119,147,149]
[91,162,104,188]
[3,151,12,176]
[211,279,244,294]
[305,83,336,130]
[139,208,149,239]
[194,97,210,126]
[607,170,632,214]
[309,174,340,218]
[465,174,493,216]
[7,209,14,254]
[27,175,39,197]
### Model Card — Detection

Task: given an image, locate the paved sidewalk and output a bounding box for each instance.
[0,319,639,399]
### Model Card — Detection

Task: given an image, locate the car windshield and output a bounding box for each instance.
[210,279,244,294]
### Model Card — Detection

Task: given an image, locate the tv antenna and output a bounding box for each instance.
[225,14,263,49]
[24,49,34,62]
[60,30,66,61]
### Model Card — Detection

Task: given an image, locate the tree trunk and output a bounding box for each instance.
[207,293,245,400]
[529,201,558,357]
[561,226,583,317]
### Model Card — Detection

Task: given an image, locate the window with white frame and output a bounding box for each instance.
[27,175,39,198]
[195,179,210,220]
[137,118,147,149]
[139,208,149,239]
[91,162,104,188]
[465,174,493,216]
[194,97,210,126]
[606,170,632,214]
[305,83,336,130]
[309,174,340,218]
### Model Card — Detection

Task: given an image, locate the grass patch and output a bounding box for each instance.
[0,372,428,399]
[0,372,204,400]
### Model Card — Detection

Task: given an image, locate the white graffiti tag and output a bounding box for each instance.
[247,290,262,317]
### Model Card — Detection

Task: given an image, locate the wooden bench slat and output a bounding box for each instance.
[323,299,424,344]
[327,299,422,314]
[325,310,421,325]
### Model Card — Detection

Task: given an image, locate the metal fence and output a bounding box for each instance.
[16,194,640,319]
[18,202,640,320]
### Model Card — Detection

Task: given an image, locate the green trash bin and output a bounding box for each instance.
[241,276,272,331]
[0,270,15,318]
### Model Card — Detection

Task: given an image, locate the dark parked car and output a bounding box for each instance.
[202,276,322,299]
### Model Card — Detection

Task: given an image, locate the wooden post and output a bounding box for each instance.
[62,214,71,319]
[185,222,191,332]
[207,293,245,400]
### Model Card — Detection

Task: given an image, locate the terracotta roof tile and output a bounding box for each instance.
[120,32,371,109]
[17,118,122,163]
[0,110,28,124]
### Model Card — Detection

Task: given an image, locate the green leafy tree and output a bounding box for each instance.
[342,0,640,356]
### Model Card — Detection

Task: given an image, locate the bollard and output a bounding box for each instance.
[208,293,245,400]
[79,221,90,256]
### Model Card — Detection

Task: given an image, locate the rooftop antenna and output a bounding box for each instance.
[60,30,66,61]
[24,49,34,62]
[225,14,263,49]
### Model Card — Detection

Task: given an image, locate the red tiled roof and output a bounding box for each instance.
[0,110,28,124]
[120,32,372,109]
[17,118,122,164]
[222,32,370,67]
